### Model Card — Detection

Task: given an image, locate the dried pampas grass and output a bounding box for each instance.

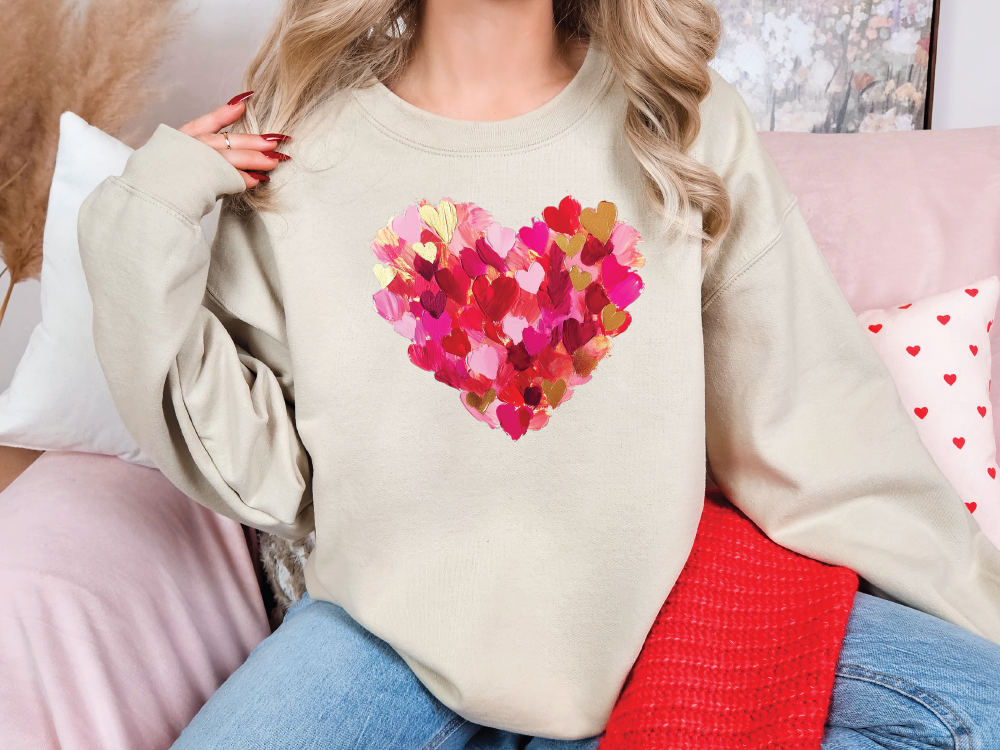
[0,0,186,328]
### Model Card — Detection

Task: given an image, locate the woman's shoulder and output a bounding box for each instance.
[689,69,761,171]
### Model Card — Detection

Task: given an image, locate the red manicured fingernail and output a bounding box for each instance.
[262,151,291,161]
[261,133,292,142]
[246,170,270,182]
[227,91,254,106]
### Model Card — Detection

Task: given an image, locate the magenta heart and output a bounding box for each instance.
[371,196,645,440]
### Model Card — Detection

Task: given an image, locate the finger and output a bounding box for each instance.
[196,132,287,154]
[241,170,269,189]
[217,148,290,173]
[179,96,253,137]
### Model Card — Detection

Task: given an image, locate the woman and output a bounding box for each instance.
[77,0,1000,747]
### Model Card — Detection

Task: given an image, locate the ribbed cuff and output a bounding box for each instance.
[117,123,247,221]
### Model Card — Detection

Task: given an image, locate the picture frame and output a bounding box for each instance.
[711,0,942,132]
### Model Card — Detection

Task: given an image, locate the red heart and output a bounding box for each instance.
[953,437,966,449]
[372,196,644,439]
[989,468,997,480]
[472,276,519,322]
[868,324,882,333]
[966,502,978,513]
[966,288,979,297]
[989,321,993,333]
[913,407,928,419]
[542,196,582,235]
[906,345,921,356]
[979,406,988,417]
[898,303,912,309]
[970,345,979,356]
[944,373,957,385]
[937,315,951,325]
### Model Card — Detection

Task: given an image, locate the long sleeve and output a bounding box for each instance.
[78,124,314,539]
[698,74,1000,644]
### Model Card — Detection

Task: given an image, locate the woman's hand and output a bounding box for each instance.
[178,91,291,190]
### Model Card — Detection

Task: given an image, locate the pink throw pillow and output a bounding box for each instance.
[857,277,1000,546]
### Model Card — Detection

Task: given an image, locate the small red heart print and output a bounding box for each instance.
[906,345,921,356]
[966,502,978,513]
[979,406,988,417]
[898,303,912,309]
[990,467,997,479]
[914,407,929,419]
[953,437,966,449]
[868,324,882,333]
[944,373,957,385]
[966,288,979,297]
[970,345,979,356]
[937,315,950,325]
[989,321,993,332]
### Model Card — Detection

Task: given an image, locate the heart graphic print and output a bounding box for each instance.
[371,196,645,440]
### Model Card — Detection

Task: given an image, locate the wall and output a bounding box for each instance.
[1,0,998,391]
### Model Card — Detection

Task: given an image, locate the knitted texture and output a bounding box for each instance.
[599,492,858,749]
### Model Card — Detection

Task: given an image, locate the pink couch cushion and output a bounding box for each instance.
[760,127,1000,449]
[0,452,269,750]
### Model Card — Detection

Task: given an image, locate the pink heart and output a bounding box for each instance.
[391,205,422,244]
[518,220,550,253]
[486,222,515,258]
[467,345,501,380]
[497,403,531,441]
[514,262,545,294]
[371,196,645,439]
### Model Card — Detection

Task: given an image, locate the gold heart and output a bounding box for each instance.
[419,200,457,244]
[373,264,397,288]
[541,379,567,408]
[413,242,438,263]
[601,303,626,331]
[466,388,497,414]
[572,349,598,377]
[554,233,586,257]
[569,266,592,291]
[579,201,617,244]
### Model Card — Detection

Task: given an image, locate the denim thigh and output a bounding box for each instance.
[169,593,480,750]
[822,591,1000,750]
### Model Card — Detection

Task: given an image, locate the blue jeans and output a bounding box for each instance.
[170,591,1000,749]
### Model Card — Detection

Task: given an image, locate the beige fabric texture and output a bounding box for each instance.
[78,44,1000,740]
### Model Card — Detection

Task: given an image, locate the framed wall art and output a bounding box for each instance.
[710,0,941,132]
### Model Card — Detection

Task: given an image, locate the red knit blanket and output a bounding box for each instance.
[599,492,858,749]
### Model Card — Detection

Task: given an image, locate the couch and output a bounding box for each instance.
[1,125,998,749]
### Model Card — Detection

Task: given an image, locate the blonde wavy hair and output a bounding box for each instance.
[227,0,731,268]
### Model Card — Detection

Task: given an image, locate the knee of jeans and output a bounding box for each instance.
[283,592,312,620]
[830,666,974,746]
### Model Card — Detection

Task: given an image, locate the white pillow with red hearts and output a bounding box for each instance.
[857,277,999,548]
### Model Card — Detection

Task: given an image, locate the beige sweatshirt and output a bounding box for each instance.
[78,43,1000,740]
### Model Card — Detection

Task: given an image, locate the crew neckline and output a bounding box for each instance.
[351,40,614,154]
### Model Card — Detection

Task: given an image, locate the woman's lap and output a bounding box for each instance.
[822,591,1000,749]
[169,593,602,750]
[170,590,998,750]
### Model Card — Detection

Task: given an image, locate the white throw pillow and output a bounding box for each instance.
[858,277,1000,546]
[0,112,151,466]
